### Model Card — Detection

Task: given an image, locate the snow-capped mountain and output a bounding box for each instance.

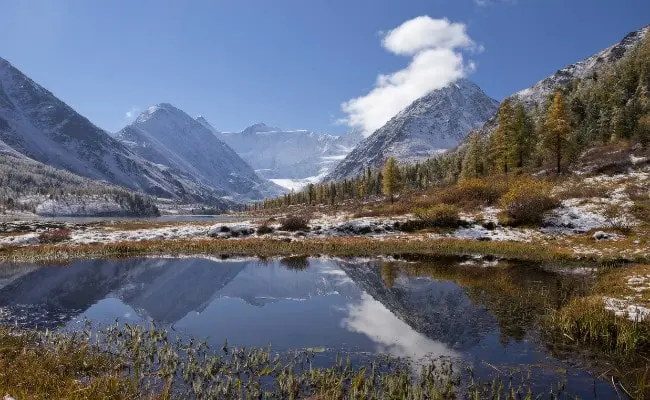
[328,79,499,181]
[472,24,650,140]
[0,57,249,208]
[116,104,284,202]
[0,57,207,201]
[513,25,649,110]
[199,118,362,190]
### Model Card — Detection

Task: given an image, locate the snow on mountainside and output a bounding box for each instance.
[116,104,284,202]
[0,57,231,204]
[328,79,499,181]
[514,25,650,110]
[200,118,362,190]
[472,25,650,140]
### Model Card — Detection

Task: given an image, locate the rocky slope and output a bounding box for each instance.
[328,79,498,180]
[116,104,284,202]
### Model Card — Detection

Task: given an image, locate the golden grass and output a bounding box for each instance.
[0,235,638,266]
[0,327,152,400]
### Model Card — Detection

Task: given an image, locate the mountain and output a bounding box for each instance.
[473,24,650,138]
[514,25,650,110]
[327,79,499,181]
[200,118,362,190]
[115,104,284,202]
[0,57,202,201]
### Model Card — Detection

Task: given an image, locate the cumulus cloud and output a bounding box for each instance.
[124,106,140,120]
[341,16,478,136]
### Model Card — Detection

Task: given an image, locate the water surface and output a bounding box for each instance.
[0,256,614,397]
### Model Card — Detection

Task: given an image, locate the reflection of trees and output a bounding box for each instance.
[398,258,587,346]
[280,256,310,271]
[380,262,398,288]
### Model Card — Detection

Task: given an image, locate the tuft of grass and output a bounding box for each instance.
[545,295,649,356]
[0,326,144,399]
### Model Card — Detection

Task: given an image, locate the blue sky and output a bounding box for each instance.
[1,0,648,134]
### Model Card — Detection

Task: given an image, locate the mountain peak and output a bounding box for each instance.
[135,103,184,124]
[242,122,279,134]
[327,79,498,181]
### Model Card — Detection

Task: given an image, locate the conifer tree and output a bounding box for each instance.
[460,132,483,180]
[489,99,516,174]
[544,91,571,174]
[382,157,398,203]
[511,104,534,170]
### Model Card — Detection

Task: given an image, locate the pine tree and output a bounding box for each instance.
[382,157,398,203]
[544,91,572,174]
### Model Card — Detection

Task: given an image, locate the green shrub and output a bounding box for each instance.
[499,178,558,225]
[414,204,461,228]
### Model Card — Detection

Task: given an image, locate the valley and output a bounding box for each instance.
[0,9,649,400]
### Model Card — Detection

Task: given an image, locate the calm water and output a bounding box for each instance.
[0,214,251,223]
[0,256,615,397]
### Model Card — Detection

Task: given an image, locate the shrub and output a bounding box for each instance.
[279,215,309,232]
[413,204,461,228]
[38,229,72,244]
[256,222,274,235]
[451,178,508,206]
[499,178,558,225]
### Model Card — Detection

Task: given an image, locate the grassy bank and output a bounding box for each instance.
[0,236,625,265]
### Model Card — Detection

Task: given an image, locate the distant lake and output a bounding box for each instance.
[0,256,617,398]
[0,214,254,223]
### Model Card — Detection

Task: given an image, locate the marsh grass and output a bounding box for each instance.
[0,236,615,265]
[0,323,572,400]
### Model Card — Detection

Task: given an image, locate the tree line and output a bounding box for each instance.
[252,33,650,210]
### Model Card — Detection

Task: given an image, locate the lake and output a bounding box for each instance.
[0,256,617,397]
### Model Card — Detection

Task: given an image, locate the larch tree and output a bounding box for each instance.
[544,91,572,174]
[489,99,516,174]
[460,132,484,181]
[382,157,398,203]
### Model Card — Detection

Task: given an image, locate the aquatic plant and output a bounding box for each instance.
[0,323,574,399]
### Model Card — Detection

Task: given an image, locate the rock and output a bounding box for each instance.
[633,240,640,245]
[593,231,618,241]
[632,143,643,151]
[482,221,497,231]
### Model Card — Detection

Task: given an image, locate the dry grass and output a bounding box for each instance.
[0,327,149,400]
[0,236,635,266]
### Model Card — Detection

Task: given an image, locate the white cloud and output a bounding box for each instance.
[125,106,140,120]
[475,0,518,7]
[341,16,478,136]
[382,16,473,56]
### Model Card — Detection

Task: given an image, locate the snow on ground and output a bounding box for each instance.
[269,177,320,191]
[604,297,650,322]
[603,274,650,322]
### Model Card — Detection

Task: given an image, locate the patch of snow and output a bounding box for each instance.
[604,296,650,322]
